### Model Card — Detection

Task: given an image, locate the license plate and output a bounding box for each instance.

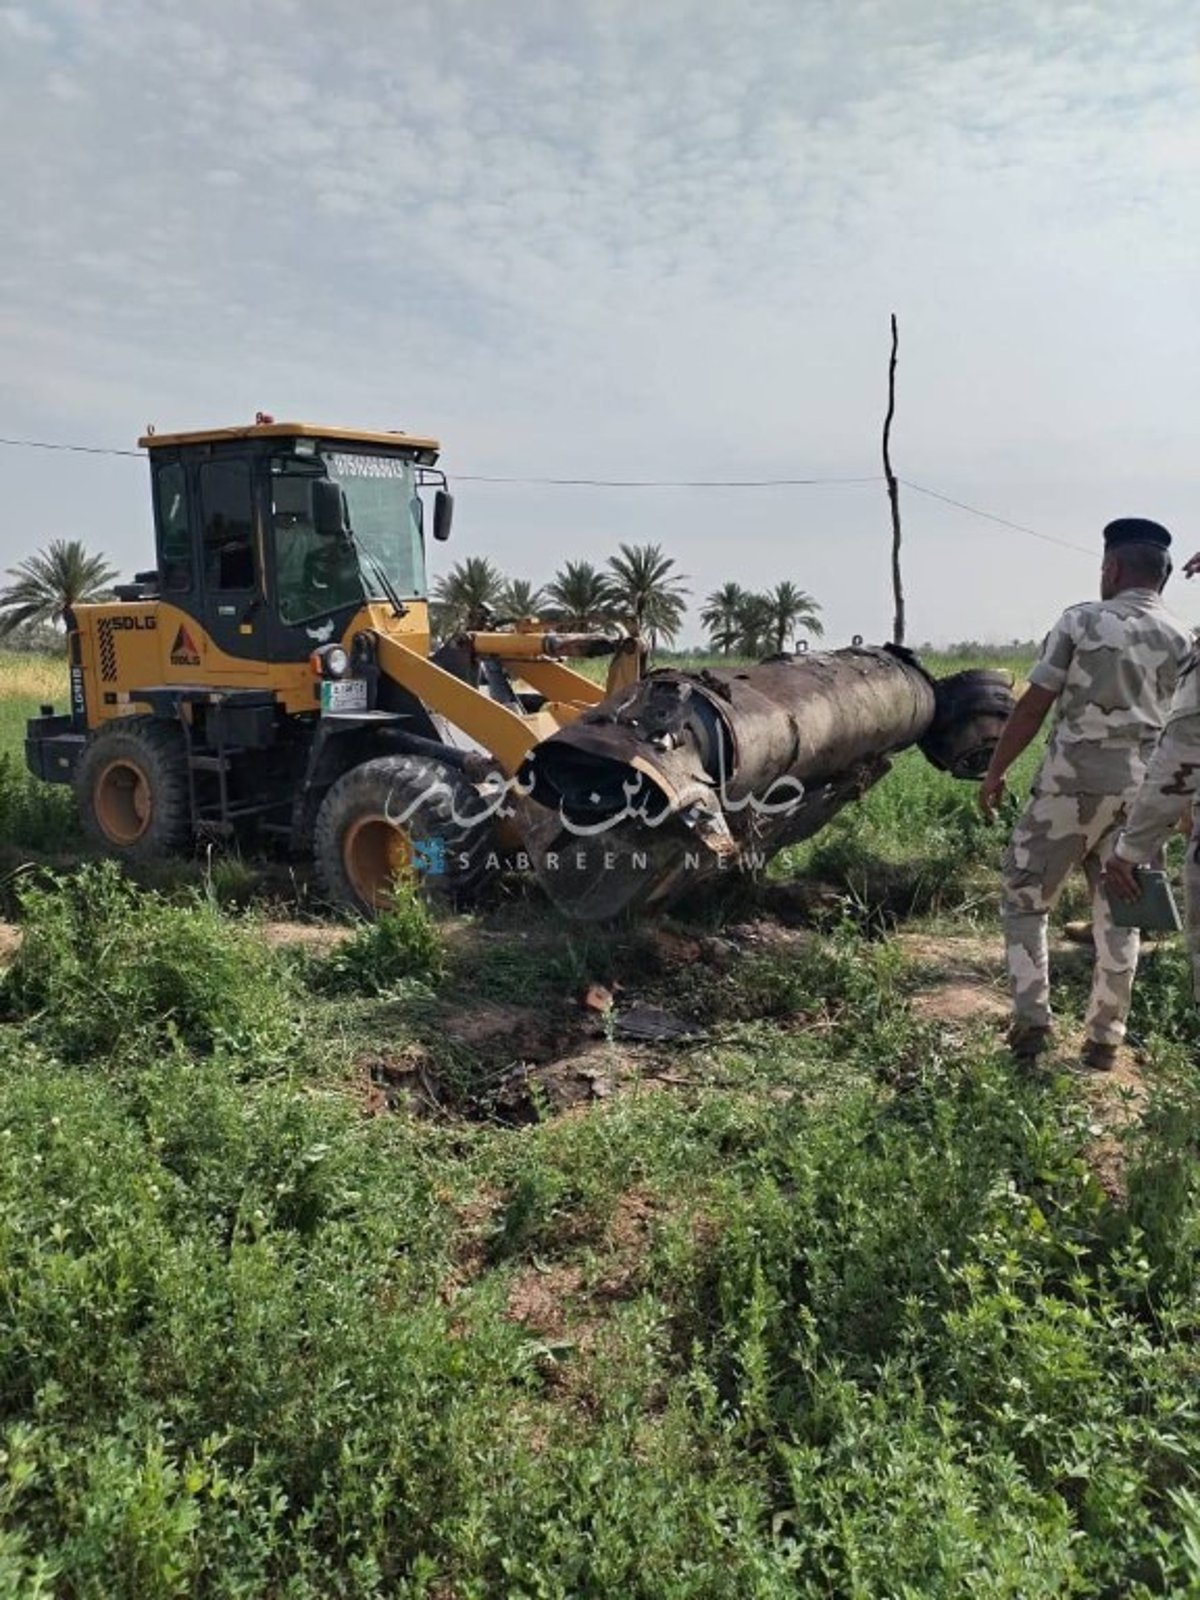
[320,678,368,713]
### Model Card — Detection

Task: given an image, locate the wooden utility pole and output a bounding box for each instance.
[882,312,905,645]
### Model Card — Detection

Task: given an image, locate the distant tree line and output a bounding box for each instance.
[431,543,692,648]
[0,535,827,662]
[922,639,1039,660]
[433,543,824,655]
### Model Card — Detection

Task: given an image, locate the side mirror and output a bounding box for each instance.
[433,489,454,543]
[312,479,348,538]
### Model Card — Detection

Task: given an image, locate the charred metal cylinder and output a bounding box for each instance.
[518,646,1014,921]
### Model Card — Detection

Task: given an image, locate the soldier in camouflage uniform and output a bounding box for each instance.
[1107,584,1200,998]
[978,519,1191,1069]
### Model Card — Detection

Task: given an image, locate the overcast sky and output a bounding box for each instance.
[1,0,1197,646]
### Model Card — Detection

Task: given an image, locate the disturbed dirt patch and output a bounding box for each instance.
[0,922,20,966]
[506,1262,587,1338]
[899,931,1009,1028]
[756,879,853,925]
[910,978,1009,1025]
[1082,1049,1148,1202]
[505,1187,660,1342]
[259,920,353,954]
[441,1186,505,1304]
[497,1041,682,1122]
[593,1187,658,1301]
[440,1000,567,1063]
[897,931,1000,975]
[355,1046,445,1117]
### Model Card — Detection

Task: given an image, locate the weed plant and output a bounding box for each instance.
[0,752,79,853]
[310,887,445,995]
[0,860,299,1063]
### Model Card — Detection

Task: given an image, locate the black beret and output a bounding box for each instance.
[1104,517,1172,551]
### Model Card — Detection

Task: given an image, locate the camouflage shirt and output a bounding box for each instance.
[1115,646,1200,862]
[1028,589,1192,796]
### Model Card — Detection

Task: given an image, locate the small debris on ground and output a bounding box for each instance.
[582,982,616,1015]
[613,1003,706,1043]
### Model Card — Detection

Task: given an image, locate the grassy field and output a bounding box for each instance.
[0,651,66,755]
[3,647,1200,1597]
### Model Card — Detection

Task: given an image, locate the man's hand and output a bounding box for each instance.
[1184,551,1200,579]
[978,771,1007,821]
[977,683,1057,824]
[1104,854,1141,901]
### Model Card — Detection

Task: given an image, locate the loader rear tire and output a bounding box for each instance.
[75,717,191,861]
[314,754,493,918]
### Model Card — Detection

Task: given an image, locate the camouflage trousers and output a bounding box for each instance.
[1001,790,1138,1046]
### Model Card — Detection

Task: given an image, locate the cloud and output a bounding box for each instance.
[1,0,1198,644]
[1,5,55,42]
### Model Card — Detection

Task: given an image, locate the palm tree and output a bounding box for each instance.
[0,539,119,633]
[544,560,612,630]
[604,543,689,648]
[763,581,824,653]
[700,582,749,655]
[430,555,506,635]
[497,577,546,621]
[733,592,775,658]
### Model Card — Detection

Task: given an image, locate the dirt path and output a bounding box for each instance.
[0,917,356,965]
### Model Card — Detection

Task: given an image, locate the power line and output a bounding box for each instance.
[0,435,880,486]
[899,478,1094,557]
[0,435,143,459]
[0,431,1095,557]
[454,472,882,487]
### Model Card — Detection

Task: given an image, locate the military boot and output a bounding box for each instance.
[1008,1021,1053,1066]
[1079,1038,1118,1073]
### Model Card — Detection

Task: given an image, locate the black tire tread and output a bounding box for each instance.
[74,716,191,861]
[313,753,493,917]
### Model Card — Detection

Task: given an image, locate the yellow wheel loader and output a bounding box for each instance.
[25,418,1014,920]
[24,419,641,916]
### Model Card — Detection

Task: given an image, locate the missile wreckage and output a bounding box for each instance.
[517,645,1015,920]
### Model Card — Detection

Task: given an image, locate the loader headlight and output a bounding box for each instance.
[310,644,350,679]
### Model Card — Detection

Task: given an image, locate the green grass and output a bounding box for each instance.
[5,650,1200,1594]
[2,878,1200,1594]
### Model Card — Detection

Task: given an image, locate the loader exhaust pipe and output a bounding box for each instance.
[518,646,1014,920]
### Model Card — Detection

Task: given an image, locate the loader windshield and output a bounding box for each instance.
[272,450,428,626]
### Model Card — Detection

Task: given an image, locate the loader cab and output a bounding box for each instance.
[141,421,447,669]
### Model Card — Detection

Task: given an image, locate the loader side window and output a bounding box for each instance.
[155,462,192,593]
[199,459,256,592]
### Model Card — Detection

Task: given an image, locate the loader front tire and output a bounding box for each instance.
[75,717,191,861]
[314,754,493,917]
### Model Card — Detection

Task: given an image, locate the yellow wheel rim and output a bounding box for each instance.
[343,814,416,908]
[95,758,153,845]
